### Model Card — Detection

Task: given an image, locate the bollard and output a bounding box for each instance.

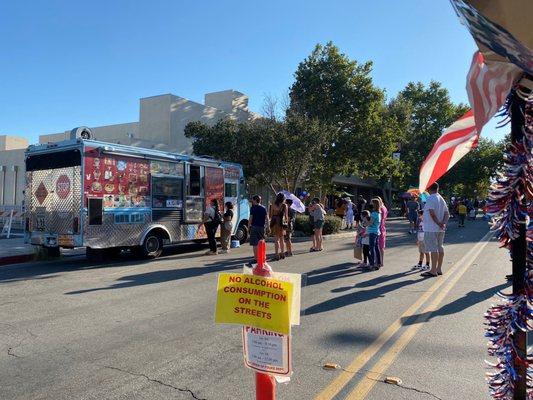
[253,239,276,400]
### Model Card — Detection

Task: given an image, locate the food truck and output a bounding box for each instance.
[25,137,250,259]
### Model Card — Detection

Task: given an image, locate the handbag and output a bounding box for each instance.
[354,245,363,260]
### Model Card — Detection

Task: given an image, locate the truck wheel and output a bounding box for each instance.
[45,246,61,258]
[140,233,163,258]
[235,224,249,244]
[86,247,106,262]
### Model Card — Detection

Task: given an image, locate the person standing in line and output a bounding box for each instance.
[284,198,296,257]
[375,196,388,268]
[248,195,268,262]
[203,198,221,255]
[359,210,371,268]
[406,196,420,234]
[345,197,355,230]
[421,182,449,278]
[468,205,477,220]
[311,197,326,252]
[220,202,234,254]
[457,201,467,227]
[355,195,367,227]
[269,192,289,260]
[365,201,381,270]
[413,210,430,270]
[335,198,346,228]
[308,203,317,251]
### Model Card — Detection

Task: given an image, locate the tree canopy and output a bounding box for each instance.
[184,114,334,194]
[184,42,505,200]
[288,42,399,193]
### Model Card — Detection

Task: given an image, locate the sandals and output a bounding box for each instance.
[421,271,438,277]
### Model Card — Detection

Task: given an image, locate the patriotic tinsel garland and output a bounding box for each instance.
[484,89,532,399]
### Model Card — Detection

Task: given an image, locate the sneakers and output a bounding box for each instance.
[219,250,229,254]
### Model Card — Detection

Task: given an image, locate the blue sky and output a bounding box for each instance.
[0,0,505,144]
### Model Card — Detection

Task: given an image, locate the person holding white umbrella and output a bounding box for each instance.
[280,190,306,257]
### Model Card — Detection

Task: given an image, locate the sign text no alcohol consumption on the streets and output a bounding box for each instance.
[215,273,293,335]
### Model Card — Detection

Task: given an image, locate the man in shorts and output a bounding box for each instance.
[421,182,449,277]
[248,195,268,262]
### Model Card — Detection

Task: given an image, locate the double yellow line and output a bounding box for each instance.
[316,230,494,400]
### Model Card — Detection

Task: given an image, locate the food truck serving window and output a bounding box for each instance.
[152,176,183,209]
[189,165,202,196]
[225,183,238,197]
[26,149,81,171]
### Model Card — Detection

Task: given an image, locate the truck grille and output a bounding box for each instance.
[152,209,183,223]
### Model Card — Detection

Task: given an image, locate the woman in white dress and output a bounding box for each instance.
[345,197,355,229]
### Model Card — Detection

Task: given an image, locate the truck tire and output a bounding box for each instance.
[139,233,163,258]
[45,246,61,258]
[235,223,249,244]
[86,247,107,262]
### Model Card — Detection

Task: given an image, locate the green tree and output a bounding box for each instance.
[288,42,399,195]
[439,137,504,198]
[389,81,469,188]
[184,115,333,194]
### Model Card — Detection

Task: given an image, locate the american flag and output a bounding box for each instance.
[419,51,520,192]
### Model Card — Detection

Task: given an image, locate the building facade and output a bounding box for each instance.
[0,90,260,206]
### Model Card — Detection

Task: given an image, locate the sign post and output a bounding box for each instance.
[253,240,276,400]
[215,239,300,399]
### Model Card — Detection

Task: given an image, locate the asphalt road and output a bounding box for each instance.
[0,218,512,400]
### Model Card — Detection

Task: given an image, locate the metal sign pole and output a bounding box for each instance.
[252,239,276,400]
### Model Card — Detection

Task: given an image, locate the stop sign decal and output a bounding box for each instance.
[56,175,71,199]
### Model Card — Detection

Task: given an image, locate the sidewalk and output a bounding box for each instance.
[0,237,36,266]
[0,237,85,266]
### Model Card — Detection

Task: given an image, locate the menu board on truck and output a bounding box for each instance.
[84,149,151,209]
[205,167,224,212]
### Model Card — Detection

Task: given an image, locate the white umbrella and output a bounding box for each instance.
[281,190,306,213]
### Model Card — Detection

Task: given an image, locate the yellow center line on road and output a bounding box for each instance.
[345,230,493,399]
[315,230,494,400]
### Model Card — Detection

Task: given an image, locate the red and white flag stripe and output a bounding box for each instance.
[419,110,478,192]
[419,52,520,192]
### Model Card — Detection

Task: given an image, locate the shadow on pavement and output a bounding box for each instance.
[304,276,426,316]
[305,262,368,286]
[400,281,511,326]
[0,242,214,284]
[326,329,381,347]
[64,256,251,295]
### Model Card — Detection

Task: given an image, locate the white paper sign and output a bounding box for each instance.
[242,326,291,376]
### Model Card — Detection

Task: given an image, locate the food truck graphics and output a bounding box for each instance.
[25,139,250,258]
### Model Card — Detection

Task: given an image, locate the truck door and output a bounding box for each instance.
[26,149,82,240]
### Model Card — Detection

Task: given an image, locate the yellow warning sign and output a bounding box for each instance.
[215,273,293,335]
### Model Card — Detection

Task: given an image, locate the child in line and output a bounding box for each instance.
[468,206,476,221]
[360,210,371,267]
[413,210,430,270]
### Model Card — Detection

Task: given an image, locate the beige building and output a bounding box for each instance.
[0,90,260,206]
[0,135,28,206]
